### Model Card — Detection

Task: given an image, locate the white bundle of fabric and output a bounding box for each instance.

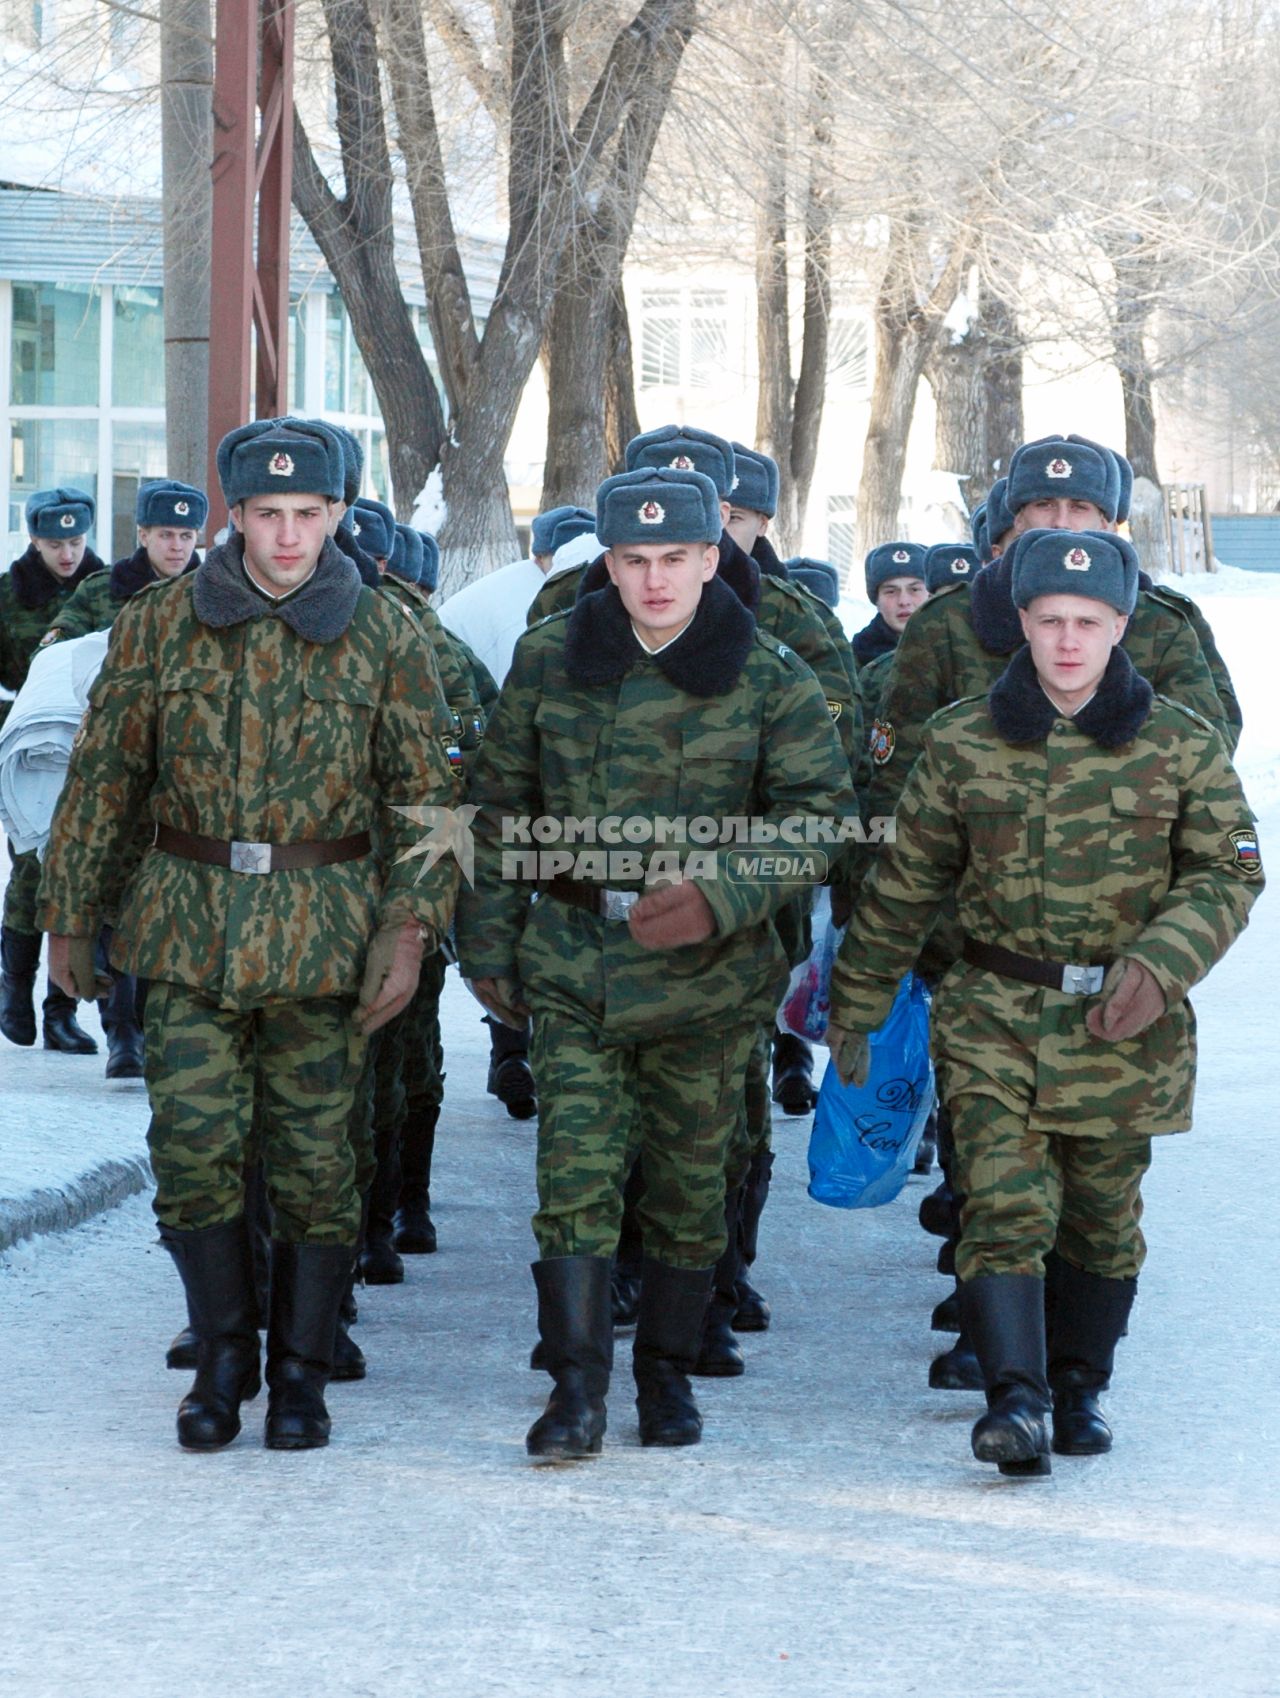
[0,631,109,854]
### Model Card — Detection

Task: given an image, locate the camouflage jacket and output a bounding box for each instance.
[38,554,459,1010]
[831,645,1262,1137]
[1145,580,1242,745]
[38,549,200,645]
[456,578,857,1042]
[867,577,1232,825]
[380,575,489,776]
[857,647,896,724]
[0,547,106,724]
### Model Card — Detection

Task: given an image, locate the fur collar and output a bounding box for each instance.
[966,553,1024,654]
[751,534,788,580]
[334,520,383,588]
[192,533,362,644]
[563,574,755,698]
[851,613,897,667]
[988,643,1154,749]
[9,544,105,610]
[110,546,199,600]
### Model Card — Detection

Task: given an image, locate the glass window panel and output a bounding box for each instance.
[10,280,101,406]
[346,321,374,416]
[8,418,100,543]
[111,422,169,561]
[827,315,869,393]
[324,294,345,411]
[826,495,857,581]
[640,315,681,388]
[369,430,390,503]
[289,301,307,412]
[112,286,164,407]
[688,290,728,389]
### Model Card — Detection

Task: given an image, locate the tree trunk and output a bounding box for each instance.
[754,103,792,476]
[982,289,1023,488]
[781,69,833,555]
[603,280,640,477]
[1113,255,1160,482]
[160,0,212,490]
[926,319,986,513]
[540,242,612,508]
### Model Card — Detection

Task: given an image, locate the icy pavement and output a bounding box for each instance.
[2,856,1278,1698]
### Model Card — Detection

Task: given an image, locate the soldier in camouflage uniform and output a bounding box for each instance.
[39,420,459,1454]
[37,478,208,1079]
[457,466,855,1460]
[0,487,107,1055]
[827,528,1262,1477]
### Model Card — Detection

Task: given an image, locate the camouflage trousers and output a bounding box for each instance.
[724,1023,774,1188]
[951,1092,1153,1282]
[530,1011,756,1268]
[345,952,447,1195]
[3,843,40,934]
[144,982,367,1243]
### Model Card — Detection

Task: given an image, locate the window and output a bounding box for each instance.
[10,281,102,407]
[827,313,870,394]
[826,495,857,583]
[288,301,306,412]
[105,0,144,65]
[9,419,99,540]
[111,421,168,560]
[369,430,390,504]
[2,2,43,48]
[113,286,164,407]
[323,294,375,415]
[638,288,727,390]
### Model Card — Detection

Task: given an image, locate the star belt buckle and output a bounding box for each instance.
[229,840,273,875]
[1061,963,1105,996]
[601,889,638,923]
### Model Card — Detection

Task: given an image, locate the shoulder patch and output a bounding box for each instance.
[37,627,62,647]
[869,717,895,765]
[1228,826,1263,877]
[826,699,843,721]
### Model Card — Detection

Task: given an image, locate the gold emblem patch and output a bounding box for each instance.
[870,718,895,766]
[826,700,843,722]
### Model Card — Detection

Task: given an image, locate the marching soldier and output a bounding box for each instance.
[0,487,106,1055]
[850,542,931,721]
[457,466,855,1459]
[38,419,459,1454]
[826,529,1262,1476]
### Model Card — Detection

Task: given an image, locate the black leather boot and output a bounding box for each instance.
[0,925,39,1047]
[771,1031,817,1116]
[99,938,144,1078]
[264,1240,354,1450]
[960,1274,1052,1477]
[526,1256,613,1459]
[332,1272,367,1382]
[42,984,98,1054]
[1047,1255,1136,1456]
[166,1327,199,1370]
[692,1185,745,1377]
[358,1129,404,1285]
[733,1148,773,1331]
[485,1016,536,1120]
[159,1219,262,1450]
[611,1154,645,1327]
[928,1329,984,1390]
[931,1284,961,1332]
[913,1104,938,1175]
[393,1101,439,1253]
[919,1178,954,1239]
[634,1259,714,1447]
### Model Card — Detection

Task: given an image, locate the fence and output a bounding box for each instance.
[1162,483,1215,575]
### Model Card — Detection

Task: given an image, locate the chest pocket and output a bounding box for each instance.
[534,701,600,808]
[677,726,760,818]
[158,664,232,759]
[297,672,378,771]
[1110,783,1178,862]
[960,784,1036,873]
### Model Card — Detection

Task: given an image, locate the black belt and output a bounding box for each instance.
[155,823,372,874]
[962,937,1110,997]
[540,877,640,922]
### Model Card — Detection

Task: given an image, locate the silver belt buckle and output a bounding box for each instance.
[601,888,638,923]
[229,840,272,875]
[1061,963,1105,996]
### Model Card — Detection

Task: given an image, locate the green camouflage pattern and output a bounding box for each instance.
[0,558,105,727]
[3,844,41,934]
[457,612,857,1044]
[527,558,866,782]
[403,947,448,1112]
[831,692,1262,1137]
[33,570,128,645]
[1145,581,1242,745]
[143,982,367,1243]
[530,1010,756,1267]
[857,646,896,725]
[867,583,1236,825]
[380,574,489,776]
[951,1094,1152,1280]
[38,572,460,1010]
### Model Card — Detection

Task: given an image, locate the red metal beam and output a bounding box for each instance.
[205,0,295,533]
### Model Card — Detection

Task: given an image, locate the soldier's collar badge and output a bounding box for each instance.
[268,452,295,477]
[1064,546,1091,570]
[639,500,664,525]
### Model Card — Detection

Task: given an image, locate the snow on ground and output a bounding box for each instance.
[1,567,1277,1698]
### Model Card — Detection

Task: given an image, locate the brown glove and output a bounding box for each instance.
[825,1021,870,1088]
[1085,957,1166,1043]
[356,922,427,1035]
[48,934,111,1002]
[467,974,532,1032]
[628,881,716,951]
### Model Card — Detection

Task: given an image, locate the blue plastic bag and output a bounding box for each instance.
[807,974,935,1210]
[778,889,844,1042]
